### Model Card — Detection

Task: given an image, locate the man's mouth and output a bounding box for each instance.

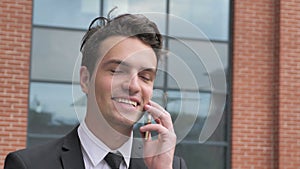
[113,98,138,107]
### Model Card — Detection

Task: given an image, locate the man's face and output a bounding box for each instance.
[91,36,157,128]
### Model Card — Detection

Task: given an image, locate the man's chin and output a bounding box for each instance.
[119,111,144,125]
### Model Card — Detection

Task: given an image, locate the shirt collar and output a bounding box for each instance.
[78,120,132,168]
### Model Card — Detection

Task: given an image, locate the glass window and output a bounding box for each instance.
[169,0,230,40]
[103,0,167,35]
[31,27,84,82]
[207,111,227,142]
[176,144,226,168]
[103,0,166,14]
[27,82,85,147]
[167,38,228,91]
[153,69,165,89]
[33,0,100,29]
[168,91,209,140]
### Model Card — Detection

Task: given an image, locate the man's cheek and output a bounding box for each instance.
[146,91,153,102]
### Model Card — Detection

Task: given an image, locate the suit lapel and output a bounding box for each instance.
[129,138,147,169]
[60,126,85,169]
[58,126,150,169]
[129,157,147,169]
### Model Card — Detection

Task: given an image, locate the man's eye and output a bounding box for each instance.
[139,74,153,82]
[141,76,150,81]
[110,69,123,73]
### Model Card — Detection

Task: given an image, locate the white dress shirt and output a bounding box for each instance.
[78,121,133,169]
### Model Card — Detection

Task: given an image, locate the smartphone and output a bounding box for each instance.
[144,112,152,140]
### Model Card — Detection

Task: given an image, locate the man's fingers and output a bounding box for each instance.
[149,100,166,113]
[141,123,177,158]
[144,103,173,129]
[140,123,168,135]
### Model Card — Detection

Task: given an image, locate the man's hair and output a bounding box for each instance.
[80,13,163,75]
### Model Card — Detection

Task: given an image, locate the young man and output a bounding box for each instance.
[4,14,187,169]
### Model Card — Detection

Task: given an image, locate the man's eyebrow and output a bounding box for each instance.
[102,59,157,73]
[140,67,157,73]
[102,59,130,67]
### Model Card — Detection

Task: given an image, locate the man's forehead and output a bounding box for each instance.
[99,36,128,53]
[99,36,156,56]
[98,36,156,61]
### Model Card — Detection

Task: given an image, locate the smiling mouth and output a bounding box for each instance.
[113,98,138,107]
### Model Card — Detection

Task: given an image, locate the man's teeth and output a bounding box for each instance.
[115,98,137,107]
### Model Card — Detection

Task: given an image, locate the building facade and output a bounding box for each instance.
[0,0,299,168]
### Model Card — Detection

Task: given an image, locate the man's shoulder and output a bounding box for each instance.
[4,136,65,169]
[4,127,80,169]
[9,126,80,157]
[129,155,187,169]
[173,155,188,169]
[12,136,64,157]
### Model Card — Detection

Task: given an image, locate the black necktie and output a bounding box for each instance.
[104,152,124,169]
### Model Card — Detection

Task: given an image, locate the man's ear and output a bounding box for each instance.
[80,66,90,94]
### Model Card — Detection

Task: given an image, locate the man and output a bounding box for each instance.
[4,13,187,169]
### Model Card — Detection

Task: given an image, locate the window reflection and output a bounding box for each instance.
[103,0,167,35]
[167,91,213,141]
[176,144,225,168]
[103,0,166,14]
[27,82,85,146]
[167,38,228,91]
[31,28,84,82]
[33,0,100,29]
[170,0,229,40]
[29,82,85,126]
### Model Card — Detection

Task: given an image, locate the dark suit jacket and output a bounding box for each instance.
[4,127,187,169]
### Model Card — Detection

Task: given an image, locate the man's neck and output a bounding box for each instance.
[84,117,132,150]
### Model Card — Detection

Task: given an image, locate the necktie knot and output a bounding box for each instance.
[104,152,124,169]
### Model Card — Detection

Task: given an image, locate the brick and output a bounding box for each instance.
[0,0,31,168]
[232,0,300,168]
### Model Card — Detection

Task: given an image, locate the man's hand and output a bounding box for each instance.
[139,101,176,169]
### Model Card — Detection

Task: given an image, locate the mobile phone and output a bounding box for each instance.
[144,112,152,140]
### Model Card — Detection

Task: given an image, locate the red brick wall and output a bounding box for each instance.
[0,0,32,168]
[232,0,300,168]
[278,0,300,168]
[232,0,279,168]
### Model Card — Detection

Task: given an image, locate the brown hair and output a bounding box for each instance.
[80,13,163,75]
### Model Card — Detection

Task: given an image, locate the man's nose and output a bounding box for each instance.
[122,74,141,95]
